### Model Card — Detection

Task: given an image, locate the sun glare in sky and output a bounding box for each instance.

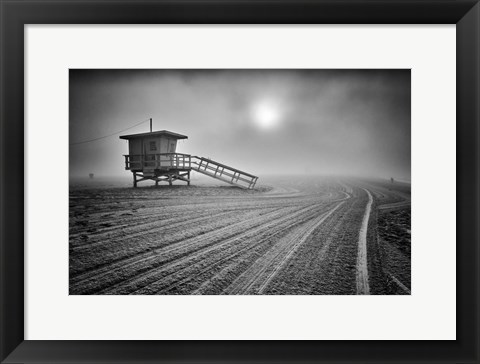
[252,101,281,130]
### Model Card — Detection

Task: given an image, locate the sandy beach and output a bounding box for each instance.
[69,176,411,295]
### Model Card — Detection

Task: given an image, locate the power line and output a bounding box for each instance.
[70,118,150,146]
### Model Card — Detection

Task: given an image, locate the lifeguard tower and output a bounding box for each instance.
[120,125,258,189]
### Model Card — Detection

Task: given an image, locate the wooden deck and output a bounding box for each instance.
[123,153,258,189]
[124,153,192,172]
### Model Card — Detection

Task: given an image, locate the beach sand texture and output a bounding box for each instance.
[69,177,411,295]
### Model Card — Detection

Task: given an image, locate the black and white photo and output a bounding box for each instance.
[69,69,411,295]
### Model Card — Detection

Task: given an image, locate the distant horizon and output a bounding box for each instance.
[69,173,412,184]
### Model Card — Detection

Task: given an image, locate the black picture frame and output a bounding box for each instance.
[1,1,478,363]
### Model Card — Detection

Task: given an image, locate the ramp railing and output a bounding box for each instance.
[191,156,258,189]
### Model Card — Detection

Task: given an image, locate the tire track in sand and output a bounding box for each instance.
[70,206,294,293]
[257,201,346,294]
[356,188,373,295]
[147,205,331,295]
[105,203,334,295]
[224,201,346,295]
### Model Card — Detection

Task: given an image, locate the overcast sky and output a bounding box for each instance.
[69,69,410,180]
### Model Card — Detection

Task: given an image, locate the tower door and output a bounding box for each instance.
[144,139,158,170]
[168,139,176,153]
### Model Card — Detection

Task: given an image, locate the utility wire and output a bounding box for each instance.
[70,118,150,146]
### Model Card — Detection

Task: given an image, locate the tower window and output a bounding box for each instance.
[150,141,157,151]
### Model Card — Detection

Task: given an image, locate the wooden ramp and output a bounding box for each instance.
[191,156,258,189]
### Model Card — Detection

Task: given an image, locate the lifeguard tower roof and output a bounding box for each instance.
[120,130,188,140]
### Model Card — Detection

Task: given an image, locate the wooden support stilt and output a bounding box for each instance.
[133,172,137,188]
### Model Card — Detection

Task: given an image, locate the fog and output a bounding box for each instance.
[70,69,410,180]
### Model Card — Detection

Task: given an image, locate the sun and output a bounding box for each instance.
[252,101,281,129]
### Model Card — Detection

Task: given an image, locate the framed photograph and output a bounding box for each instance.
[1,0,478,363]
[68,68,411,297]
